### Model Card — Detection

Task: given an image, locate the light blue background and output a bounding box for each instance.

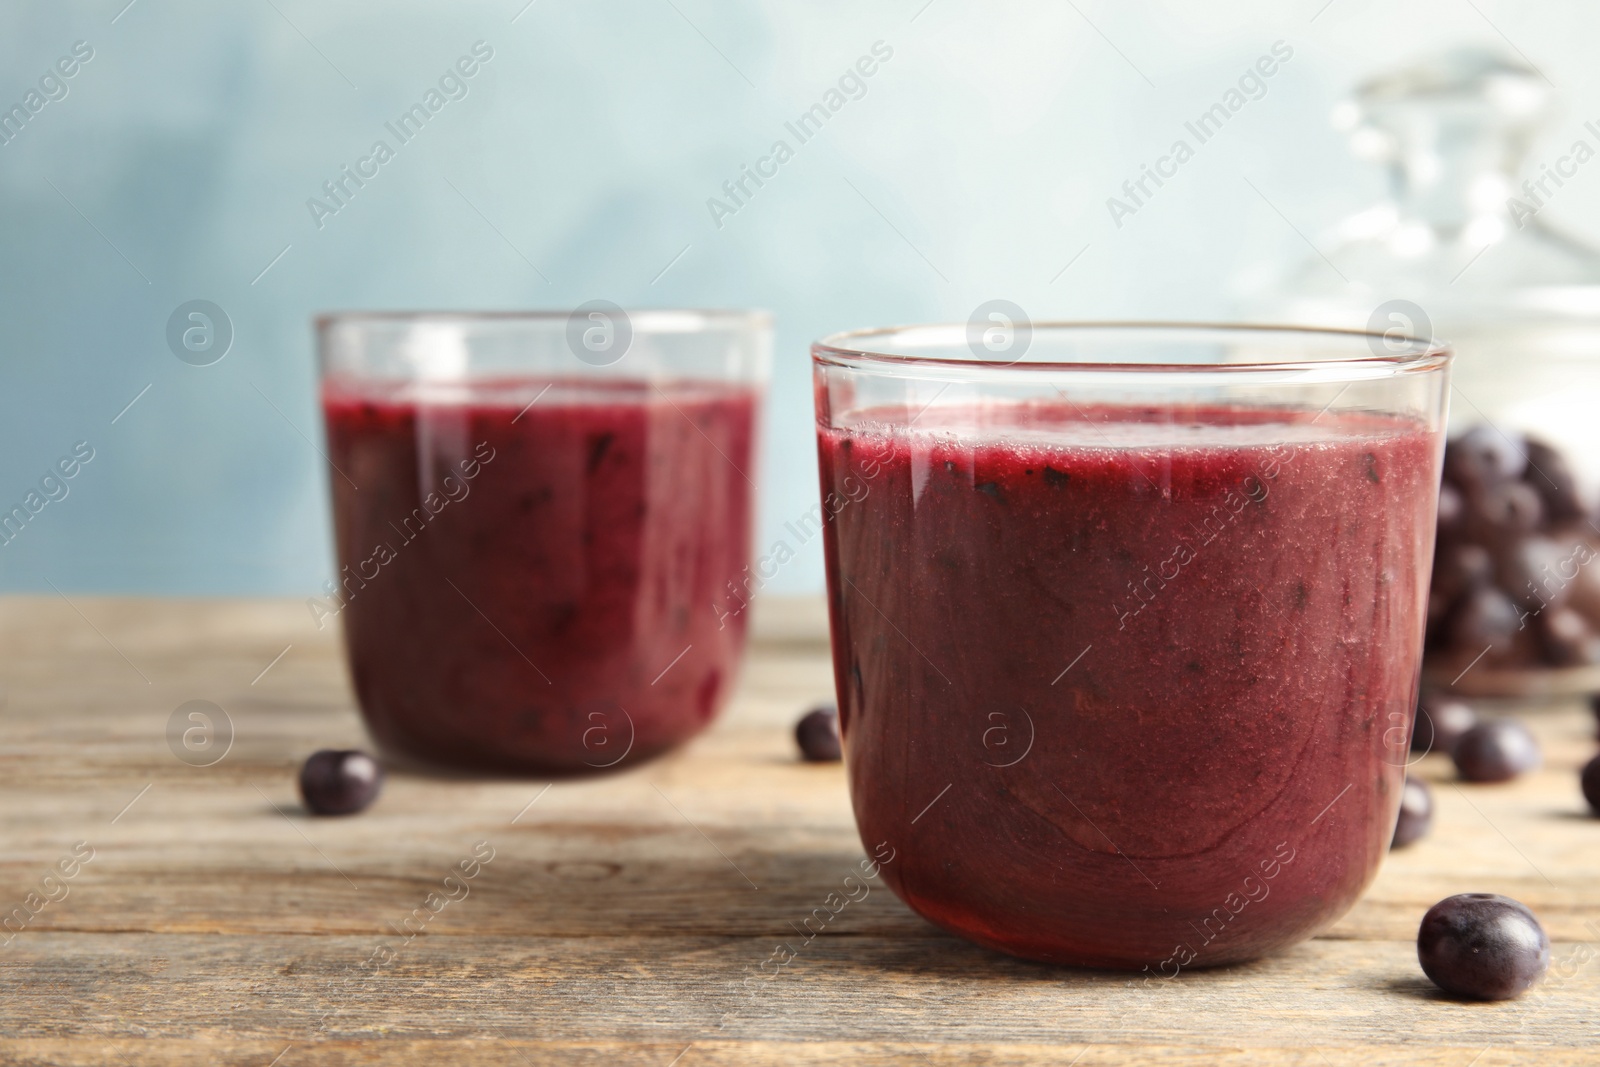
[3,0,1598,595]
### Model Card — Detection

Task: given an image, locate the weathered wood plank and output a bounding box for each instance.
[0,597,1596,1064]
[1,934,1595,1057]
[4,1041,1593,1067]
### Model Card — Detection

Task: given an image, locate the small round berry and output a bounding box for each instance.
[1497,536,1569,612]
[1431,542,1494,604]
[1418,893,1549,1000]
[795,704,842,762]
[1537,607,1600,667]
[1412,696,1477,756]
[1467,482,1543,540]
[1523,437,1583,524]
[1436,482,1465,535]
[299,749,384,815]
[1392,775,1434,849]
[1582,754,1600,815]
[1444,425,1526,489]
[1453,720,1541,783]
[1447,587,1521,656]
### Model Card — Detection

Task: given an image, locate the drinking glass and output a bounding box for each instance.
[813,322,1449,969]
[318,309,770,774]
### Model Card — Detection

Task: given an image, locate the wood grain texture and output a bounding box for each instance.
[0,596,1596,1065]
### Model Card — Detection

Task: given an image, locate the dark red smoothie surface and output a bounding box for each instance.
[324,377,758,774]
[817,400,1440,969]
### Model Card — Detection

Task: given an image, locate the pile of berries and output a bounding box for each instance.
[1427,426,1600,671]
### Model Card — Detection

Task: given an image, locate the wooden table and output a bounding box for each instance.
[1,596,1596,1065]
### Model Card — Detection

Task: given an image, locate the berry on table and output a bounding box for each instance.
[299,749,384,815]
[1452,720,1541,783]
[1417,893,1549,1001]
[795,704,842,762]
[1392,775,1433,849]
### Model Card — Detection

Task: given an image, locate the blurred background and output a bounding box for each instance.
[3,0,1599,597]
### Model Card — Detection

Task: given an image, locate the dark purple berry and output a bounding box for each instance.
[1447,587,1522,656]
[1583,755,1600,815]
[1392,775,1433,848]
[1453,720,1541,783]
[1431,542,1494,605]
[1427,589,1456,631]
[1496,536,1570,612]
[1467,481,1543,540]
[1523,437,1583,524]
[1436,482,1465,536]
[1418,893,1549,1000]
[795,704,842,762]
[1412,696,1477,755]
[1537,607,1600,667]
[299,749,384,815]
[1444,425,1526,490]
[1565,549,1600,621]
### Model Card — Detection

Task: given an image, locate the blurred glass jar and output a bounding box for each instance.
[1256,50,1600,688]
[1260,49,1600,492]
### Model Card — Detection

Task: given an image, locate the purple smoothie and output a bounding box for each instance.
[818,399,1440,968]
[324,377,758,773]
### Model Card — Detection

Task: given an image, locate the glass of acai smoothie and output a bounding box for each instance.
[812,322,1449,970]
[318,309,770,774]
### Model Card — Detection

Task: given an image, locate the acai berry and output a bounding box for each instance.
[1418,893,1549,1001]
[1411,696,1477,756]
[1391,775,1433,849]
[299,749,385,815]
[1452,720,1541,783]
[795,704,843,762]
[1582,754,1600,816]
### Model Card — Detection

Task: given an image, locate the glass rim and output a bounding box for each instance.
[812,321,1453,377]
[315,308,773,332]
